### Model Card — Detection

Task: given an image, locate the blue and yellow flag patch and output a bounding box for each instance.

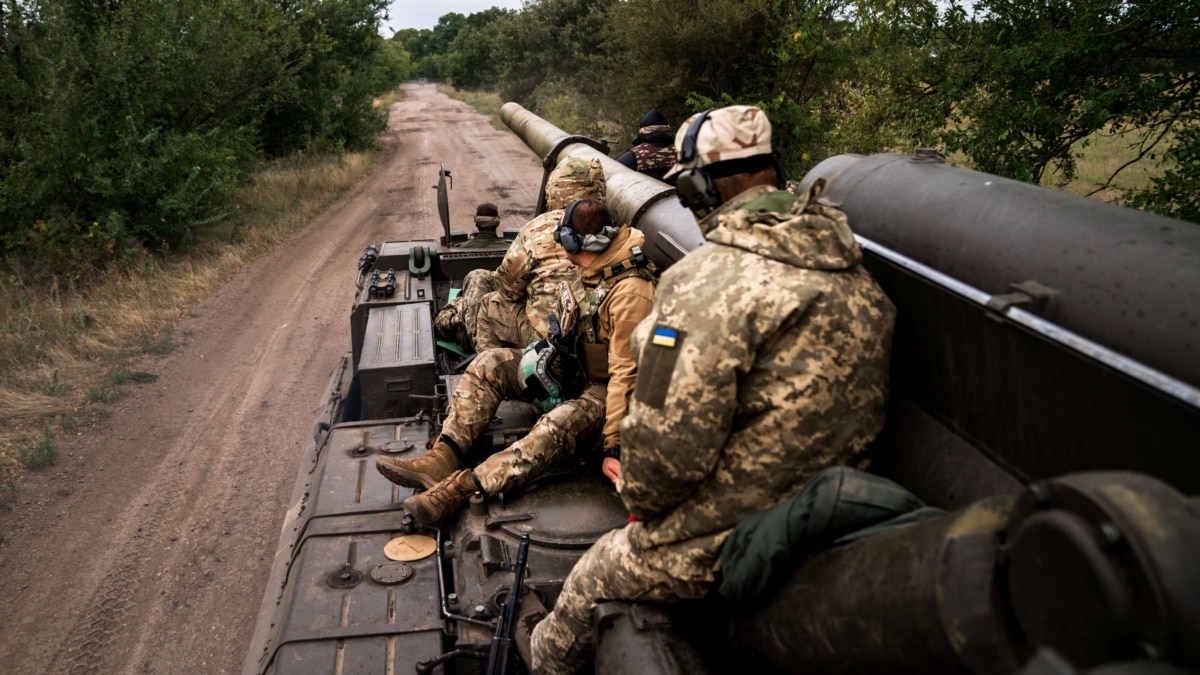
[651,326,679,348]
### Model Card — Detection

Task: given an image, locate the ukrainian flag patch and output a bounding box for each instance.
[651,326,679,348]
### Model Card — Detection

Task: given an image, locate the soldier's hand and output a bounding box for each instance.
[602,457,621,483]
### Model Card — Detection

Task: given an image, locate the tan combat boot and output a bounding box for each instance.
[402,469,479,525]
[376,439,460,489]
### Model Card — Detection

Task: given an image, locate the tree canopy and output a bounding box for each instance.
[1,0,411,273]
[3,0,1194,278]
[398,0,1199,224]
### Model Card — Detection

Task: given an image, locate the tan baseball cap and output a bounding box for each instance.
[663,105,774,180]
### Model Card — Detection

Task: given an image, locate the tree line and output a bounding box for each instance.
[399,0,1198,224]
[1,0,410,275]
[3,0,1196,279]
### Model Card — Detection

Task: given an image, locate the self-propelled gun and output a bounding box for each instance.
[243,104,1200,675]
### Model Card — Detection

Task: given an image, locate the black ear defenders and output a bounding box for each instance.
[678,109,713,164]
[554,199,584,255]
[672,109,722,213]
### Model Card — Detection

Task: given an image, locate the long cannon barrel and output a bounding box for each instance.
[500,105,1199,499]
[795,154,1200,500]
[798,153,1200,391]
[500,102,703,268]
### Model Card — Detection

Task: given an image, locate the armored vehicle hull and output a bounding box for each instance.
[244,105,1200,675]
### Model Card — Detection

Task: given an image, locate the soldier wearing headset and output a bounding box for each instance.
[528,105,897,674]
[383,197,655,526]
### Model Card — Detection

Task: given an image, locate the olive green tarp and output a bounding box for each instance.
[718,466,944,602]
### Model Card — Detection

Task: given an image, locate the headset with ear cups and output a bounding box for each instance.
[553,199,585,255]
[671,108,789,216]
[555,199,620,255]
[671,110,722,213]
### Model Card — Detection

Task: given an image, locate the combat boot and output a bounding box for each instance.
[376,439,460,489]
[403,469,479,525]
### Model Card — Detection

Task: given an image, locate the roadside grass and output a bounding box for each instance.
[375,88,404,110]
[438,85,505,127]
[1048,126,1165,203]
[0,148,379,499]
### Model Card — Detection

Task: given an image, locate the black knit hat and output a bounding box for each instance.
[639,109,669,128]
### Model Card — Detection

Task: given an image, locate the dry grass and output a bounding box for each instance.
[0,151,377,492]
[1049,126,1164,203]
[438,85,505,128]
[375,88,404,110]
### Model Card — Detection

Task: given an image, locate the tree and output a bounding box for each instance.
[491,0,618,110]
[0,0,401,274]
[601,0,873,173]
[445,8,513,90]
[903,0,1200,221]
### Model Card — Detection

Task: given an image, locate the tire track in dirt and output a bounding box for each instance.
[0,83,545,674]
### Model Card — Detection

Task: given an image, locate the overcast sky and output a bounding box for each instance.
[383,1,527,35]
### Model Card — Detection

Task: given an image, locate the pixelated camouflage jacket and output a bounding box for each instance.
[616,184,896,583]
[575,226,655,449]
[491,210,582,338]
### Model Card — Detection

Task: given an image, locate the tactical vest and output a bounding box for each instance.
[573,253,656,381]
[632,144,677,180]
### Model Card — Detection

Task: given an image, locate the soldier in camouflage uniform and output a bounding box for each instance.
[434,204,509,351]
[432,157,607,353]
[454,201,509,249]
[614,109,677,181]
[378,199,655,525]
[529,106,897,675]
[433,267,499,354]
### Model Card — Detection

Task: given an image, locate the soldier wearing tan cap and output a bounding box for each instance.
[528,105,898,674]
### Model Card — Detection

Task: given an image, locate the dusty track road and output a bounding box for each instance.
[0,84,543,674]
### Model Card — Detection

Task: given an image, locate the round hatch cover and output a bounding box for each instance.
[384,534,437,561]
[492,473,628,547]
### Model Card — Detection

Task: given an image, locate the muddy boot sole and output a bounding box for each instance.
[376,458,444,489]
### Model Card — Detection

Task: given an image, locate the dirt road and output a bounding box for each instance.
[0,84,544,674]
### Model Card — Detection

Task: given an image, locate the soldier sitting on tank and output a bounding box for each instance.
[526,105,897,675]
[432,157,607,354]
[377,199,655,524]
[453,201,509,249]
[614,109,678,181]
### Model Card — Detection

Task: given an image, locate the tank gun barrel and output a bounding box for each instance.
[798,153,1200,391]
[499,102,704,269]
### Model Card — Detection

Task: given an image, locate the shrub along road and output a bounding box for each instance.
[0,83,543,674]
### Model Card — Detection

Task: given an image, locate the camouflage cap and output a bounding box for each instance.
[663,105,773,180]
[545,156,606,210]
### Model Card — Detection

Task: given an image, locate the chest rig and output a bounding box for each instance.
[572,246,656,380]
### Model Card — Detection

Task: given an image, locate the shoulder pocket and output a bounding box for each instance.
[634,326,685,409]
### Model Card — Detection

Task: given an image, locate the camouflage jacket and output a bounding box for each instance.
[576,227,655,449]
[492,210,582,338]
[631,143,677,180]
[616,184,896,583]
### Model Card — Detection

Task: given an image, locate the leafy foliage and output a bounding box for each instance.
[404,0,1197,224]
[906,0,1200,195]
[0,0,410,276]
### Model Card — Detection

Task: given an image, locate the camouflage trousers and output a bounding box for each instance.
[433,269,541,352]
[434,269,499,352]
[442,348,606,496]
[473,291,539,350]
[529,526,711,675]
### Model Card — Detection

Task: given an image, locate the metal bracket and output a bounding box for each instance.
[985,280,1059,319]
